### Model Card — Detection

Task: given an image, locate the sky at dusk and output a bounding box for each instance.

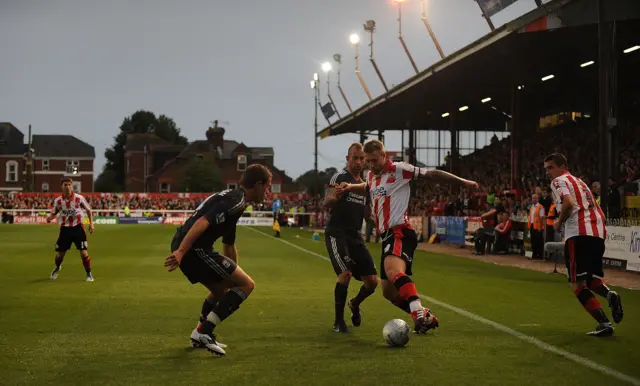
[0,0,550,179]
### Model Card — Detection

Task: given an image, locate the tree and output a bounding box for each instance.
[179,154,224,192]
[94,169,119,192]
[295,167,338,197]
[96,110,189,192]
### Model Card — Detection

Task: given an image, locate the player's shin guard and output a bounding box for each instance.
[81,256,91,273]
[587,277,611,298]
[392,273,422,312]
[575,286,609,324]
[334,282,349,322]
[351,284,375,307]
[205,287,248,332]
[54,254,64,268]
[197,295,218,333]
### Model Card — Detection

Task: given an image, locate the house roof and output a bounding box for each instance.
[125,133,172,152]
[32,135,95,158]
[0,122,26,155]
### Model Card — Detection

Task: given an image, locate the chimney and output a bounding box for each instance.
[206,120,225,151]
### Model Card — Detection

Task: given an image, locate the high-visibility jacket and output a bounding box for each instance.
[528,203,544,231]
[547,203,557,226]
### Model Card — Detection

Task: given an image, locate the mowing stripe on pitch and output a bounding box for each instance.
[245,227,640,386]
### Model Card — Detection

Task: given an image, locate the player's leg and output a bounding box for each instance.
[51,229,71,279]
[585,236,623,324]
[382,229,438,334]
[565,237,614,336]
[191,285,229,349]
[74,226,93,281]
[347,240,378,327]
[325,235,352,332]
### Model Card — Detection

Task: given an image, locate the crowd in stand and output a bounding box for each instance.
[1,121,638,223]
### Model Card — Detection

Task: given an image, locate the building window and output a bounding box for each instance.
[42,183,49,192]
[5,161,18,182]
[72,181,81,193]
[271,183,281,193]
[237,154,247,171]
[66,160,80,175]
[159,182,170,193]
[227,183,237,190]
[42,159,50,171]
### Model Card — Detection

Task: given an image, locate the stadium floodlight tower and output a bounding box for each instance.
[393,0,419,74]
[350,33,373,100]
[420,0,445,59]
[333,54,353,113]
[364,20,388,92]
[311,73,319,174]
[322,61,341,119]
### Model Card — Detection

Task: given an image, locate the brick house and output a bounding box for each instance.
[0,122,95,193]
[124,123,295,193]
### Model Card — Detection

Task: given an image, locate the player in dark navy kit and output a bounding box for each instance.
[164,164,272,356]
[324,142,379,333]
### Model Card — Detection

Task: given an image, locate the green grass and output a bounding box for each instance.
[1,224,639,386]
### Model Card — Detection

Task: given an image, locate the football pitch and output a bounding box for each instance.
[1,225,639,386]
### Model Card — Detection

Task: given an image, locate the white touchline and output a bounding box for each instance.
[245,227,640,386]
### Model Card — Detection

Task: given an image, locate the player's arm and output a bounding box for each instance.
[81,197,94,232]
[402,163,477,188]
[222,225,238,263]
[324,173,346,209]
[336,181,367,195]
[551,179,573,230]
[46,201,60,222]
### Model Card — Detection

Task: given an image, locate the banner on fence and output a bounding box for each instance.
[163,217,187,225]
[237,217,273,226]
[432,216,448,241]
[86,216,119,225]
[446,217,466,246]
[119,216,164,224]
[14,216,50,224]
[604,226,640,272]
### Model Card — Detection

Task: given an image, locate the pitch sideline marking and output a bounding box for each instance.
[245,227,640,386]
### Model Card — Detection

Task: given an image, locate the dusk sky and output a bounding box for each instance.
[0,0,549,179]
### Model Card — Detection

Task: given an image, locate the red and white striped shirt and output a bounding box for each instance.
[366,160,421,234]
[53,193,91,227]
[550,172,606,240]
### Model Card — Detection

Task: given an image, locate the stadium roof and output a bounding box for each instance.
[318,0,640,138]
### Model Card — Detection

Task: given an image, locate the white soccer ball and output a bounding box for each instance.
[382,318,410,347]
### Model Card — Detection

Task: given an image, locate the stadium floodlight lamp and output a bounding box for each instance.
[333,54,342,63]
[481,97,491,103]
[322,62,332,73]
[313,72,319,81]
[310,80,315,89]
[459,106,469,112]
[363,20,376,33]
[517,85,524,90]
[541,74,555,81]
[441,112,450,118]
[349,33,360,45]
[580,60,595,68]
[623,45,640,54]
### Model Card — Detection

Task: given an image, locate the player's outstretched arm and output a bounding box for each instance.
[223,243,238,263]
[420,169,478,188]
[323,187,340,209]
[335,182,367,195]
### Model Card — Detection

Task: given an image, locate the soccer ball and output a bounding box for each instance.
[382,319,410,347]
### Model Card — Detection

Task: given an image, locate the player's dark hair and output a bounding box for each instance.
[363,140,384,154]
[544,153,568,167]
[60,177,73,185]
[240,164,272,189]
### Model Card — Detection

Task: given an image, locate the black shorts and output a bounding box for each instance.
[379,227,418,280]
[325,234,377,280]
[55,225,88,252]
[171,234,237,285]
[564,236,605,283]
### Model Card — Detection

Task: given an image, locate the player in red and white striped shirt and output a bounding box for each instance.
[337,140,478,334]
[544,153,623,337]
[46,177,95,282]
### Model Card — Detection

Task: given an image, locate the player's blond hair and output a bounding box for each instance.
[363,139,385,154]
